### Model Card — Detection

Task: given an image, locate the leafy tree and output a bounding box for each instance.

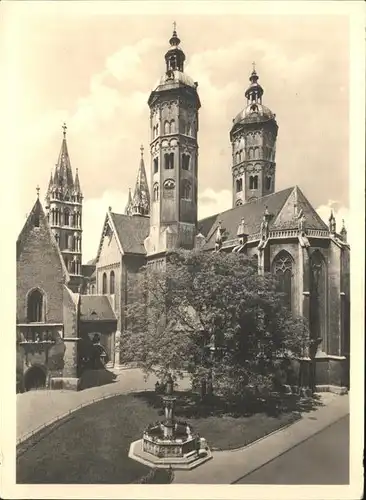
[120,249,310,401]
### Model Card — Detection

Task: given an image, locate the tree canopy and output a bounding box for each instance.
[120,249,310,400]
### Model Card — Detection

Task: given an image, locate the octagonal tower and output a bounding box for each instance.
[144,25,201,261]
[230,66,278,206]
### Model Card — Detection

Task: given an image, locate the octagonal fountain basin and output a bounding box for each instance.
[129,421,212,470]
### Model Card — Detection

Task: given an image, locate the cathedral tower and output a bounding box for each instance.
[230,65,278,206]
[144,24,201,259]
[125,145,150,217]
[45,124,83,291]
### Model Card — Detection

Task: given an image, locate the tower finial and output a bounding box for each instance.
[36,185,40,198]
[62,122,67,138]
[252,61,256,72]
[140,144,144,158]
[173,20,176,33]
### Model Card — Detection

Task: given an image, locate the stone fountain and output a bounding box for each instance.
[129,374,212,470]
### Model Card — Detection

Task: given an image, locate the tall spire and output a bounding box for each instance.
[74,167,82,195]
[54,122,74,192]
[165,22,186,73]
[328,209,336,233]
[131,145,150,216]
[125,188,133,215]
[245,64,264,105]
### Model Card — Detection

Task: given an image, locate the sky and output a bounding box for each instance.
[2,3,350,263]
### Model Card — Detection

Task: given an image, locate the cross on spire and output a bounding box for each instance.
[140,144,144,157]
[36,185,40,198]
[173,21,176,32]
[252,61,256,72]
[62,122,67,138]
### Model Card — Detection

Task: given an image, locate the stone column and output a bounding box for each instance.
[298,242,312,391]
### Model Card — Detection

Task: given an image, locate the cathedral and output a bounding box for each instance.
[16,26,350,393]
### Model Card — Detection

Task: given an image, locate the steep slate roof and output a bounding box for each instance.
[81,264,96,278]
[17,197,70,283]
[109,212,150,255]
[79,295,117,322]
[200,186,328,251]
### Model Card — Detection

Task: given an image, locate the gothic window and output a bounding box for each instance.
[154,157,159,173]
[248,148,254,159]
[164,121,170,135]
[272,251,293,311]
[64,209,70,226]
[27,289,44,322]
[170,120,176,133]
[265,176,272,190]
[153,183,159,202]
[249,175,258,190]
[164,153,174,170]
[236,178,243,192]
[90,285,96,295]
[110,271,115,294]
[102,272,108,294]
[309,250,327,348]
[181,180,191,200]
[68,234,73,250]
[182,154,190,170]
[163,179,175,199]
[254,147,260,159]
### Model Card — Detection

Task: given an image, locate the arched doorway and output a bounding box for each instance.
[24,366,46,391]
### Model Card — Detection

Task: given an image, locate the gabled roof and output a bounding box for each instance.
[95,210,150,262]
[110,212,150,254]
[17,197,70,283]
[199,186,328,251]
[79,295,117,322]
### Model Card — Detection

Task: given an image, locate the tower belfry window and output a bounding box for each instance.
[154,157,159,173]
[27,289,44,322]
[164,153,174,170]
[249,175,258,190]
[182,154,190,171]
[236,178,243,193]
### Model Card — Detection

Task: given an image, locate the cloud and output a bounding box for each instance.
[198,188,232,220]
[82,189,128,262]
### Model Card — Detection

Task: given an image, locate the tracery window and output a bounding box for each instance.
[273,251,293,311]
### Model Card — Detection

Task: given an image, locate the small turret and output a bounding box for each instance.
[125,188,133,215]
[131,145,150,217]
[340,219,347,243]
[329,210,336,234]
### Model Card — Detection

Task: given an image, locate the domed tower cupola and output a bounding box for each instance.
[245,65,264,105]
[230,64,278,207]
[165,22,186,73]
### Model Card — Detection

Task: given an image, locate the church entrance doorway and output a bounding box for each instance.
[24,366,46,391]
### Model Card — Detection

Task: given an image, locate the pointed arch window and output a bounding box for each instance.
[309,250,327,348]
[254,147,260,159]
[27,289,44,323]
[170,120,176,133]
[273,251,293,311]
[110,271,115,295]
[235,152,240,164]
[249,175,258,190]
[153,157,159,174]
[182,154,190,171]
[236,178,243,193]
[265,176,272,190]
[102,272,108,294]
[164,121,170,135]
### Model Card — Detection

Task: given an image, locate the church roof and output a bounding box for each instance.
[17,197,70,283]
[110,212,150,255]
[199,186,328,250]
[79,295,117,322]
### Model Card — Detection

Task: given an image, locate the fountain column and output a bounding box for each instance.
[162,374,176,439]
